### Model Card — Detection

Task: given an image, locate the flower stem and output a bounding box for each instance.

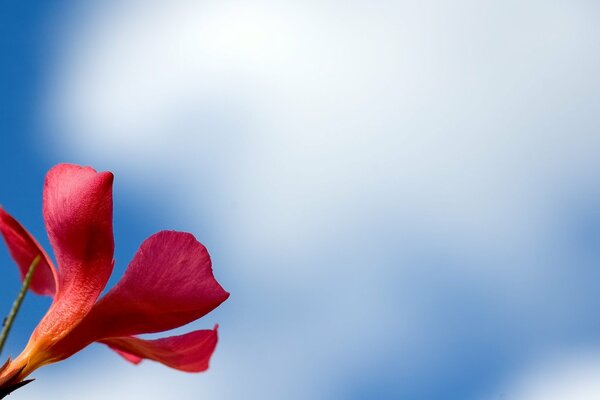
[0,255,41,356]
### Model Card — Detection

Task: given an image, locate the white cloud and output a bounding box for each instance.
[46,0,600,252]
[483,348,600,400]
[40,0,600,398]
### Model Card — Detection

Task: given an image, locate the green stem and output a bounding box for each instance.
[0,255,41,356]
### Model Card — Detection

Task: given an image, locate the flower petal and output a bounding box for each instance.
[107,347,143,365]
[92,230,228,337]
[0,208,57,296]
[47,231,228,361]
[29,164,115,349]
[100,327,219,372]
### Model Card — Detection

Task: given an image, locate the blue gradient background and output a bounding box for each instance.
[1,1,600,399]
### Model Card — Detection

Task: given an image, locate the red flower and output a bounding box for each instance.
[0,164,229,395]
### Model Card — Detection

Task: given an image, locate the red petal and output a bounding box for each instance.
[0,208,57,296]
[47,231,228,360]
[31,164,115,346]
[89,231,228,337]
[100,327,219,372]
[109,347,143,365]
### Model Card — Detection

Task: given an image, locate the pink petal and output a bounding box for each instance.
[0,208,57,296]
[100,327,219,372]
[32,164,115,346]
[47,230,228,360]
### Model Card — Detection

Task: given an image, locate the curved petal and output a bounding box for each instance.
[91,231,229,337]
[100,327,219,372]
[26,164,115,355]
[48,231,228,360]
[108,347,143,365]
[0,208,57,296]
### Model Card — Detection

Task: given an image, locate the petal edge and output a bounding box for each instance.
[100,327,219,373]
[0,207,57,296]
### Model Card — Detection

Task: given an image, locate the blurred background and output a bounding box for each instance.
[1,0,600,399]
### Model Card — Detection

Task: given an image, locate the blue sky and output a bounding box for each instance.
[0,0,61,349]
[1,1,600,399]
[0,0,158,348]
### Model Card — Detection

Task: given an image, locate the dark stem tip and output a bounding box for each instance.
[0,378,34,399]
